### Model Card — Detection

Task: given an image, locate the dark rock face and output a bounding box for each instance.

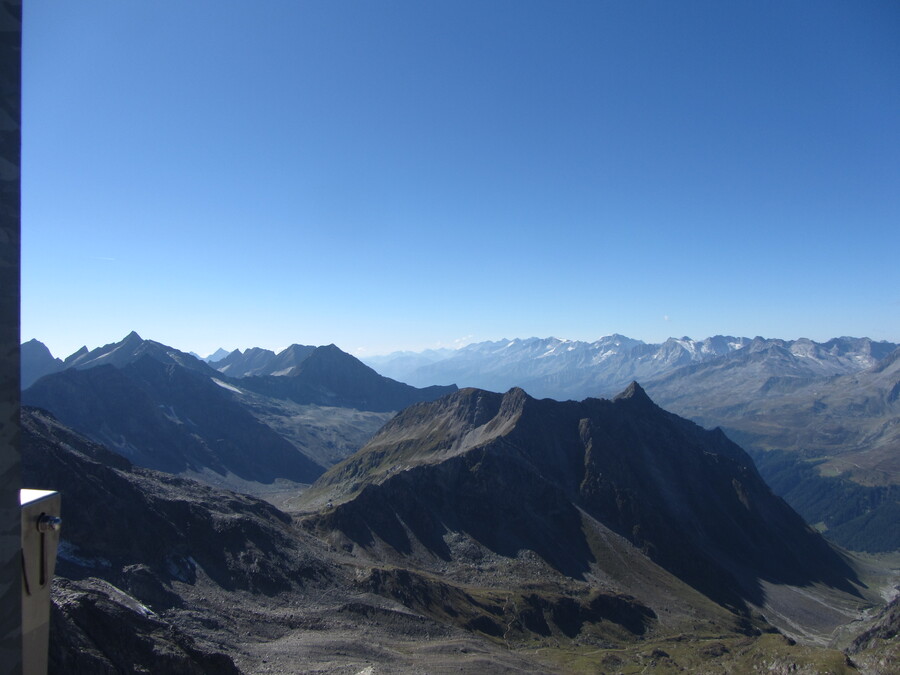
[23,356,324,483]
[845,594,900,673]
[21,406,340,672]
[50,577,240,675]
[240,344,457,412]
[309,384,860,611]
[21,407,330,598]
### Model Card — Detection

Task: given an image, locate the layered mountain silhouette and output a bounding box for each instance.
[202,347,231,363]
[651,344,900,484]
[22,333,457,490]
[21,337,65,389]
[26,333,457,413]
[652,345,900,553]
[209,342,458,411]
[62,331,219,376]
[23,355,324,483]
[214,344,316,377]
[305,383,860,612]
[365,334,899,553]
[237,344,457,412]
[366,335,896,400]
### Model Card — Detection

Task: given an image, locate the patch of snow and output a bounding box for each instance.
[87,340,130,365]
[158,404,182,424]
[271,368,293,376]
[104,582,156,617]
[212,378,243,394]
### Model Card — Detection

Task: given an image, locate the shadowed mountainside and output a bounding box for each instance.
[21,402,890,672]
[238,344,457,412]
[21,406,333,673]
[304,383,861,613]
[21,406,330,595]
[21,337,64,389]
[23,356,324,483]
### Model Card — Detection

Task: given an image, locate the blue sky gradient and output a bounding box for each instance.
[22,1,900,358]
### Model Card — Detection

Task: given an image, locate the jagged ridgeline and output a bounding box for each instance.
[22,332,456,489]
[367,335,900,554]
[304,383,860,613]
[23,332,899,555]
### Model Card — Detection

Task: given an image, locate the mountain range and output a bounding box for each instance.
[363,334,900,552]
[21,331,900,553]
[647,344,900,553]
[365,335,896,401]
[647,338,900,484]
[21,389,895,673]
[22,333,455,494]
[302,383,859,614]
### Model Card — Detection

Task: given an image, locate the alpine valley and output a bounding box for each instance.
[19,332,900,674]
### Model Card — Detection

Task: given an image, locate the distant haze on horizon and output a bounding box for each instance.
[21,2,900,360]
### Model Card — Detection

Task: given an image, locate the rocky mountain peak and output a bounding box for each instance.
[63,346,89,365]
[21,339,65,389]
[308,383,859,612]
[612,380,653,405]
[22,337,49,350]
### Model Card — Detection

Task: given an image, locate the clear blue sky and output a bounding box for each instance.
[21,1,900,359]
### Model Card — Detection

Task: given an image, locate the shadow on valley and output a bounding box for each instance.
[746,446,900,553]
[23,357,324,484]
